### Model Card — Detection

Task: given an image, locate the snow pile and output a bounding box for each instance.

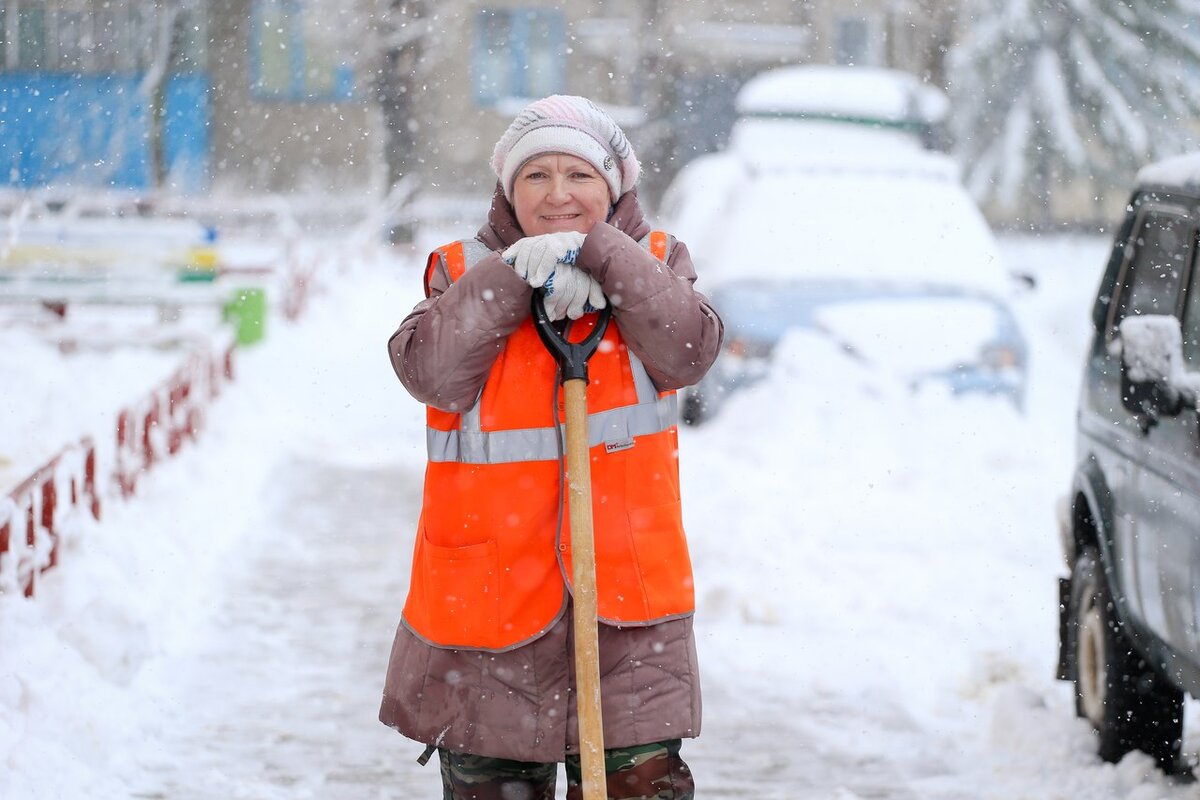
[0,315,217,482]
[814,295,1001,377]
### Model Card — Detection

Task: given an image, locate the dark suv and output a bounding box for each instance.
[1058,154,1200,774]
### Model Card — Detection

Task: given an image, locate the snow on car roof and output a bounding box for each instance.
[1136,152,1200,192]
[662,117,962,250]
[695,169,1006,294]
[728,118,958,176]
[734,65,949,126]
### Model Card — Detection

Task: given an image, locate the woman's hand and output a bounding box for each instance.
[542,263,607,321]
[503,232,586,288]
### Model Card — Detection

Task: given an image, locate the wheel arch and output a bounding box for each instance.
[1070,453,1200,699]
[1069,455,1117,572]
[1058,456,1116,682]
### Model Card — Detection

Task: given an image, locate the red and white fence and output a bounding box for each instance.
[115,339,235,497]
[1,336,237,598]
[0,439,100,597]
[0,231,333,601]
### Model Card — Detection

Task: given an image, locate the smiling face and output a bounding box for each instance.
[511,154,612,237]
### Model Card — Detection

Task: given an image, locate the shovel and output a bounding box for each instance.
[532,291,613,800]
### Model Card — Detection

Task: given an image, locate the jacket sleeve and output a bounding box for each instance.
[576,222,724,391]
[387,248,533,411]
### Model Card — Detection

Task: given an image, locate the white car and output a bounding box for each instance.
[660,65,1026,423]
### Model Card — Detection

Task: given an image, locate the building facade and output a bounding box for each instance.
[396,0,958,207]
[1,0,386,203]
[1,0,959,215]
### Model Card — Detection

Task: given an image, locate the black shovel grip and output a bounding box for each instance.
[531,290,613,384]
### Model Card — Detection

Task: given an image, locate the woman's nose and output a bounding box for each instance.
[546,175,570,202]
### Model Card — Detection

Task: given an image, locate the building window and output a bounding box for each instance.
[56,10,90,73]
[0,1,205,75]
[835,17,875,67]
[474,8,564,106]
[169,7,208,73]
[92,3,120,71]
[250,0,354,102]
[17,2,48,70]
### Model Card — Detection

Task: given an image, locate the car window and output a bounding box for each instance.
[1180,238,1200,365]
[1111,209,1192,335]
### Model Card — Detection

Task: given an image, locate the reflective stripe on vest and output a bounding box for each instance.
[427,393,679,464]
[425,233,674,465]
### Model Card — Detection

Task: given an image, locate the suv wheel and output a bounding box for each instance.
[1067,546,1185,772]
[680,390,706,426]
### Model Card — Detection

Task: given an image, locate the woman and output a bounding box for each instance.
[381,95,723,799]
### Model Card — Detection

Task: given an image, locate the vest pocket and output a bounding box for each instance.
[418,533,499,647]
[627,501,695,617]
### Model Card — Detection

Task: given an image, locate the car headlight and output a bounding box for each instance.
[726,337,751,358]
[723,336,772,359]
[979,342,1022,371]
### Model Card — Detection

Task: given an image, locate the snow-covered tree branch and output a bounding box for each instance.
[948,0,1200,220]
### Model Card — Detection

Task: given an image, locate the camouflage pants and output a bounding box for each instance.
[437,739,695,800]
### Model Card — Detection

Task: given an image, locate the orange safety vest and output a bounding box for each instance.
[402,232,695,651]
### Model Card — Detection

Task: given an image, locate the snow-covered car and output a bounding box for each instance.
[1057,152,1200,774]
[660,65,1026,424]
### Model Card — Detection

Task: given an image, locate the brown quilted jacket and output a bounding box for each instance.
[379,186,722,762]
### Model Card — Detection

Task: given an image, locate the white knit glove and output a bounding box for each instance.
[503,232,586,288]
[543,263,607,321]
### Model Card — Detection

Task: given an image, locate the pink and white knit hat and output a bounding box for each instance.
[491,95,641,202]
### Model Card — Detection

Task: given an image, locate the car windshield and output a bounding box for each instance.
[711,280,812,342]
[713,280,1004,349]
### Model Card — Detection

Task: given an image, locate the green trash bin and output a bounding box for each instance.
[224,287,267,345]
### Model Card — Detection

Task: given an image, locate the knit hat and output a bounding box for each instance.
[491,95,641,202]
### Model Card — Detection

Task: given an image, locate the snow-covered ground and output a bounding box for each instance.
[5,228,1200,799]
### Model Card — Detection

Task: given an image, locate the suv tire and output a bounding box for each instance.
[680,390,706,426]
[1067,546,1184,771]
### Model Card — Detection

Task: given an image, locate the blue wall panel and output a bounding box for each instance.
[0,73,210,193]
[163,76,211,193]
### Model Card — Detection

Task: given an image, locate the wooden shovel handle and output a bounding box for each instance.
[531,291,610,800]
[562,377,606,800]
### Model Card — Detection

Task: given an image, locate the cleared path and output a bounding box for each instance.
[133,457,437,799]
[130,451,937,800]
